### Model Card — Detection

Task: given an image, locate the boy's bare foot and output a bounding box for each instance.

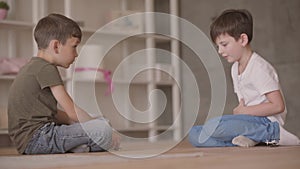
[232,135,258,147]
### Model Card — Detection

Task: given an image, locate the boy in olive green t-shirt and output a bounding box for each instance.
[8,13,119,154]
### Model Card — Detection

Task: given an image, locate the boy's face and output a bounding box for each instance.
[54,37,80,68]
[215,33,244,63]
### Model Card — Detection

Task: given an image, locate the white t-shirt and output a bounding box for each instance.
[231,52,286,125]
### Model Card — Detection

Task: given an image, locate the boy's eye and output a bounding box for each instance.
[221,43,228,47]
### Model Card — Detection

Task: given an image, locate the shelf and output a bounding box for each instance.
[70,78,174,85]
[82,27,140,36]
[0,75,16,80]
[138,34,174,42]
[113,79,174,85]
[0,129,8,135]
[0,20,34,30]
[81,27,173,42]
[81,27,97,34]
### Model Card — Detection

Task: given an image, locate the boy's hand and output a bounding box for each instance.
[233,99,246,114]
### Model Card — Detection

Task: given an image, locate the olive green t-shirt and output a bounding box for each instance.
[8,57,63,154]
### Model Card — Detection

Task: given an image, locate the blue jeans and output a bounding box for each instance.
[24,118,112,154]
[189,115,280,147]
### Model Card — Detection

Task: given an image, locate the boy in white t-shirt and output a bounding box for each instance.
[189,9,300,147]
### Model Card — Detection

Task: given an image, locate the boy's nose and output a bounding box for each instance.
[218,47,223,55]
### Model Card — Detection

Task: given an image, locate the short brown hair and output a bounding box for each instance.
[34,13,82,49]
[210,9,253,43]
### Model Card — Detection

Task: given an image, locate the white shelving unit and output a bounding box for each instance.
[0,0,181,141]
[0,0,37,134]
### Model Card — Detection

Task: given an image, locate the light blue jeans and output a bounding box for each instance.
[24,118,112,154]
[189,115,280,147]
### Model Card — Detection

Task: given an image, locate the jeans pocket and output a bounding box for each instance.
[24,123,55,154]
[28,142,51,154]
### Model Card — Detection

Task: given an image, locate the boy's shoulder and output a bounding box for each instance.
[251,52,274,68]
[25,57,56,70]
[246,52,278,78]
[17,57,60,82]
[231,52,275,75]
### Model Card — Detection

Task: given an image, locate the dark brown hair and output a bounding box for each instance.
[34,13,82,49]
[210,9,253,43]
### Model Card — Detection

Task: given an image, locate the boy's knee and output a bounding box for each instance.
[97,119,114,147]
[93,119,112,139]
[189,126,202,147]
[101,122,113,141]
[85,119,113,151]
[84,119,112,139]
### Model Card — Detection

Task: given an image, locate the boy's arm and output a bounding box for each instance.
[54,109,76,125]
[51,84,121,150]
[50,84,94,123]
[233,90,285,116]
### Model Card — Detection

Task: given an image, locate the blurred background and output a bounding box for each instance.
[0,0,299,148]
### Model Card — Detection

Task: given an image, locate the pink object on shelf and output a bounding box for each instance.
[75,67,113,95]
[0,57,29,75]
[0,9,8,20]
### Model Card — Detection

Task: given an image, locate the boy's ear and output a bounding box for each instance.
[240,33,249,47]
[49,39,60,54]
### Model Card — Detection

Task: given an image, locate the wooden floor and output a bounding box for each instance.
[0,140,300,169]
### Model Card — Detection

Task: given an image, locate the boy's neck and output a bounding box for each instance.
[37,49,55,64]
[238,46,253,74]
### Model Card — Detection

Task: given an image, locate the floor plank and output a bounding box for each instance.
[0,141,299,169]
